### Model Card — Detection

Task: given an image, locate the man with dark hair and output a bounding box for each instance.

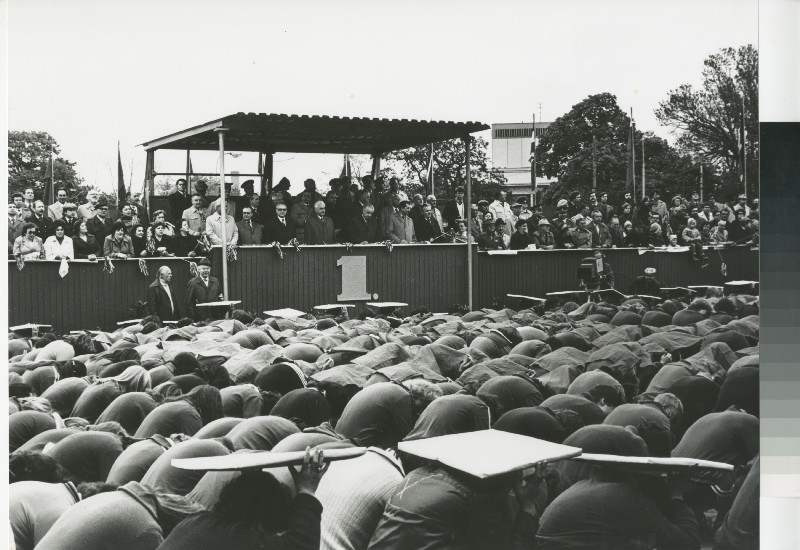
[414,204,442,243]
[586,210,612,248]
[9,202,25,253]
[147,266,179,322]
[186,258,223,320]
[264,202,295,245]
[169,179,191,225]
[347,204,378,244]
[57,203,80,237]
[509,219,533,250]
[29,200,54,239]
[47,188,68,221]
[567,216,592,249]
[443,186,466,228]
[233,180,256,221]
[598,192,614,222]
[236,206,263,245]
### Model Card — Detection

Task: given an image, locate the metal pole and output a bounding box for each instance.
[465,136,473,311]
[591,132,597,193]
[742,96,747,198]
[641,136,646,199]
[531,113,537,206]
[265,153,274,195]
[699,161,704,204]
[371,154,381,180]
[215,128,230,300]
[185,150,191,194]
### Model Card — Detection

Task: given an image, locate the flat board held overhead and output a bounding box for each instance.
[171,447,366,471]
[398,429,581,479]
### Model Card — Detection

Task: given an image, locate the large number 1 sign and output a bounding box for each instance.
[337,256,375,301]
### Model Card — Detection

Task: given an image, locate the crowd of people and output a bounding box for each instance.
[9,177,760,261]
[8,283,759,549]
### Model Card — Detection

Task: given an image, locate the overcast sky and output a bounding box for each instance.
[8,0,757,195]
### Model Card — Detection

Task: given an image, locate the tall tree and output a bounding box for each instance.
[536,93,636,201]
[383,136,506,201]
[655,45,758,198]
[8,131,85,199]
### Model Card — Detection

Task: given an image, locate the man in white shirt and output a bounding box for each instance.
[47,188,68,221]
[489,190,513,226]
[147,266,179,321]
[205,203,238,246]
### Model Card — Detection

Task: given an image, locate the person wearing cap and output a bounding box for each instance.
[629,267,662,296]
[206,181,236,221]
[86,198,114,244]
[442,186,466,229]
[186,258,223,320]
[682,218,706,260]
[477,219,505,250]
[55,203,79,237]
[168,179,192,225]
[387,200,415,244]
[509,219,534,250]
[551,204,572,248]
[727,209,752,243]
[424,194,445,229]
[732,194,750,218]
[233,180,256,221]
[77,190,99,221]
[507,202,524,236]
[205,203,238,246]
[46,188,68,221]
[532,218,555,249]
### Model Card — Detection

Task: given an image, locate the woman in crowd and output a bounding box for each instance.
[150,209,175,236]
[71,219,101,260]
[43,220,74,260]
[117,203,140,230]
[129,224,148,257]
[13,223,44,260]
[173,219,204,257]
[103,221,134,259]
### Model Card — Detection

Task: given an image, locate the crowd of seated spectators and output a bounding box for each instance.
[9,178,759,261]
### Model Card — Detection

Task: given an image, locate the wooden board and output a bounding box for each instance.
[507,294,546,303]
[264,308,307,318]
[367,302,408,308]
[314,304,355,310]
[196,300,242,307]
[575,453,734,472]
[171,447,366,471]
[116,319,142,327]
[398,429,581,479]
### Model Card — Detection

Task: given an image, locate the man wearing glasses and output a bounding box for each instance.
[265,202,295,244]
[236,207,263,245]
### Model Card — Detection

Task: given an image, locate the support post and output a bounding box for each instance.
[265,152,274,195]
[371,154,381,180]
[215,128,230,300]
[465,136,473,311]
[185,150,191,193]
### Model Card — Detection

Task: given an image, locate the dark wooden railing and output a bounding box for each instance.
[8,245,758,332]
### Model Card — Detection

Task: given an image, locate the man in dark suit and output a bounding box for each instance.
[442,186,467,229]
[86,198,114,244]
[346,204,378,244]
[28,200,54,239]
[304,201,336,245]
[147,266,180,321]
[236,206,263,245]
[186,258,222,320]
[414,204,442,242]
[263,202,295,244]
[168,179,192,224]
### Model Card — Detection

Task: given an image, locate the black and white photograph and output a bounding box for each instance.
[5,0,770,548]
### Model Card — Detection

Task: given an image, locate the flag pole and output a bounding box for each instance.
[742,95,747,198]
[50,144,55,203]
[531,112,537,205]
[641,135,646,199]
[630,108,637,200]
[699,160,704,204]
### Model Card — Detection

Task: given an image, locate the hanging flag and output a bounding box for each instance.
[529,114,537,192]
[42,145,54,205]
[427,144,435,195]
[340,154,352,179]
[625,121,635,192]
[117,141,127,202]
